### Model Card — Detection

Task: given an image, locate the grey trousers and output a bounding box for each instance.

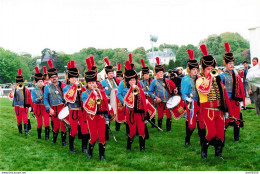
[253,88,260,115]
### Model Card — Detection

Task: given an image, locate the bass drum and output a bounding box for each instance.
[58,106,70,128]
[166,95,186,120]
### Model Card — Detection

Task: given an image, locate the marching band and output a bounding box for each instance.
[8,43,248,160]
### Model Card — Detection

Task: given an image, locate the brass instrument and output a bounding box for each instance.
[210,68,218,77]
[17,82,24,89]
[93,85,102,105]
[133,85,139,95]
[76,82,82,91]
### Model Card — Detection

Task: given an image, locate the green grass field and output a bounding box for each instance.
[0,98,259,171]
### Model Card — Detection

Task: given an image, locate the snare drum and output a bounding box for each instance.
[166,95,186,120]
[58,106,70,127]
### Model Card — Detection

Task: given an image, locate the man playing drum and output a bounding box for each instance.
[31,66,50,140]
[148,57,178,131]
[196,44,233,159]
[63,60,89,153]
[44,60,67,146]
[181,49,205,146]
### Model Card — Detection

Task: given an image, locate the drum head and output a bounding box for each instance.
[110,89,117,113]
[58,106,69,120]
[166,96,181,109]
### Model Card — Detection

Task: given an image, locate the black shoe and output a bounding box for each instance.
[99,143,105,160]
[144,123,149,140]
[52,131,58,143]
[139,136,145,152]
[61,131,67,146]
[115,122,121,132]
[215,139,224,160]
[18,124,22,134]
[37,128,42,139]
[87,143,95,159]
[82,134,88,153]
[185,121,193,146]
[45,126,50,140]
[158,119,162,130]
[126,136,133,151]
[24,123,29,136]
[201,139,209,159]
[166,118,172,132]
[69,135,76,153]
[234,125,240,142]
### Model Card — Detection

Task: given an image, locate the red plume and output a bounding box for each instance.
[140,59,145,67]
[67,61,71,69]
[156,57,160,65]
[117,63,121,71]
[34,66,40,74]
[128,54,133,63]
[18,69,22,76]
[86,58,92,71]
[70,60,75,68]
[47,60,53,68]
[104,57,110,66]
[125,61,131,70]
[200,44,208,56]
[43,66,47,74]
[187,49,194,60]
[224,42,231,53]
[90,56,95,66]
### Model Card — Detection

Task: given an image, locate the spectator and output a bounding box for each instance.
[238,68,244,80]
[243,61,254,103]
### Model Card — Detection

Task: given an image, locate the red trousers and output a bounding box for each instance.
[87,115,105,145]
[225,99,241,127]
[157,102,171,120]
[51,104,66,133]
[69,109,88,137]
[202,108,225,142]
[127,108,145,139]
[14,106,28,125]
[33,104,50,128]
[186,101,205,131]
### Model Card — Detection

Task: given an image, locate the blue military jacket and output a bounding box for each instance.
[63,84,81,109]
[116,81,129,105]
[101,78,118,97]
[31,86,44,104]
[181,75,198,103]
[148,79,170,102]
[44,82,64,111]
[219,70,233,99]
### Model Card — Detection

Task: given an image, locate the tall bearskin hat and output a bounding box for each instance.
[186,49,199,75]
[200,44,217,73]
[154,57,164,73]
[15,69,24,83]
[140,59,150,76]
[47,60,58,79]
[84,58,97,83]
[223,42,235,65]
[33,66,43,84]
[116,63,123,77]
[104,57,114,74]
[124,61,138,84]
[89,56,97,72]
[42,66,47,80]
[67,60,79,78]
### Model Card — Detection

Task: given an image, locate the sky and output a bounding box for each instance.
[0,0,260,56]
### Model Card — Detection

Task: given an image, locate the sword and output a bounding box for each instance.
[227,116,245,123]
[147,119,163,132]
[107,124,117,142]
[241,106,255,110]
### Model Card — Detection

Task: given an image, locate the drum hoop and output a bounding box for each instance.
[58,106,69,120]
[167,96,181,109]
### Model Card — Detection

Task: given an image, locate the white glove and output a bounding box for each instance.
[186,97,193,103]
[224,112,229,119]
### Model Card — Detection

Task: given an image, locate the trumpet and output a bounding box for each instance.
[210,68,218,77]
[17,82,24,89]
[76,82,82,91]
[133,85,139,95]
[93,85,102,105]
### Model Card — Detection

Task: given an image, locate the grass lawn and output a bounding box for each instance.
[0,98,259,171]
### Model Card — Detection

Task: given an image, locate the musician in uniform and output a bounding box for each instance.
[63,60,89,153]
[219,42,245,142]
[196,44,233,159]
[181,49,206,146]
[44,60,67,146]
[12,69,32,136]
[31,66,50,140]
[82,60,110,160]
[117,61,150,151]
[148,57,178,131]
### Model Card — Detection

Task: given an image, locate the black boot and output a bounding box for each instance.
[45,126,50,140]
[61,131,67,146]
[105,124,109,141]
[234,125,240,142]
[37,128,42,139]
[201,139,209,159]
[78,125,82,139]
[24,123,29,136]
[87,143,95,159]
[69,135,76,153]
[28,119,31,131]
[166,118,172,132]
[215,139,224,160]
[82,134,88,153]
[139,136,145,151]
[185,121,193,146]
[145,123,149,140]
[18,124,22,134]
[99,143,105,160]
[158,119,162,130]
[126,136,133,151]
[197,122,206,147]
[115,122,121,132]
[125,123,130,136]
[52,131,58,143]
[51,120,54,132]
[151,117,155,128]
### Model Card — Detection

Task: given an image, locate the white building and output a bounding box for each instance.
[249,27,260,63]
[147,49,175,67]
